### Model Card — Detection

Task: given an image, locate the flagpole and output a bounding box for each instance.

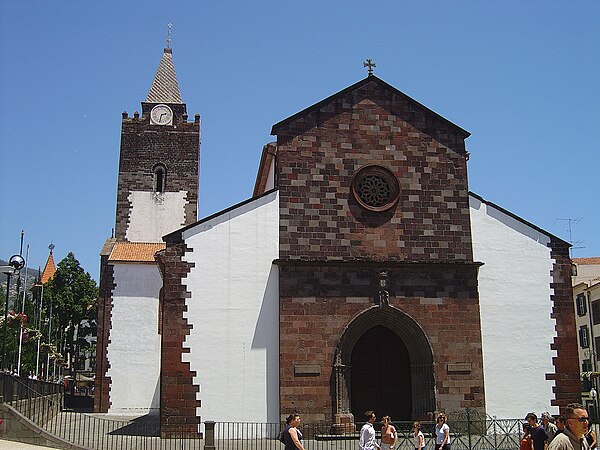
[17,244,29,376]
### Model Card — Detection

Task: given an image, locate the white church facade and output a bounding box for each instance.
[95,47,579,433]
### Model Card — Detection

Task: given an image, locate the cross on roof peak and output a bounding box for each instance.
[363,59,376,76]
[166,23,173,49]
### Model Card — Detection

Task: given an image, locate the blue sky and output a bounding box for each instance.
[1,1,598,280]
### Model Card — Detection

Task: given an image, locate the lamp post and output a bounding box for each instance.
[591,387,598,424]
[1,254,26,371]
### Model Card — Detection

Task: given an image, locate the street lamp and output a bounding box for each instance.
[591,387,598,423]
[1,254,25,371]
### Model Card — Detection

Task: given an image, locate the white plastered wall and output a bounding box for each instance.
[182,191,279,425]
[126,191,188,242]
[470,194,558,418]
[106,263,162,414]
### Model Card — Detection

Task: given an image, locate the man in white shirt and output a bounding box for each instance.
[359,411,381,450]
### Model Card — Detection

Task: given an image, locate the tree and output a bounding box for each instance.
[45,252,98,375]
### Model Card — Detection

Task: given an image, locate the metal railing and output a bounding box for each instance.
[0,375,529,450]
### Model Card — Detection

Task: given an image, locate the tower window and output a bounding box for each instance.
[154,165,167,193]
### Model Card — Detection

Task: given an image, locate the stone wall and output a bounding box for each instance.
[115,113,199,241]
[158,234,199,437]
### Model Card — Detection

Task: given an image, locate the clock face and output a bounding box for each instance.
[150,104,173,125]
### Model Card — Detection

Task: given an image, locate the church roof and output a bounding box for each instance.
[146,48,183,104]
[40,251,56,284]
[108,242,166,263]
[271,75,470,139]
[469,192,570,247]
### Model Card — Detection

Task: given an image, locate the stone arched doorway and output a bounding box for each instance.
[334,306,435,421]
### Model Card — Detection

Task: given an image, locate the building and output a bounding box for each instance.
[572,257,600,418]
[96,46,579,432]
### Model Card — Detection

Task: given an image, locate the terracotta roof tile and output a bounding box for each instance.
[108,242,165,263]
[573,257,600,265]
[40,253,56,284]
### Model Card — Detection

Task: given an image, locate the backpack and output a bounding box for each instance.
[278,426,289,444]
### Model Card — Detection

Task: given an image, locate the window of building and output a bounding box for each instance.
[580,326,590,348]
[593,301,600,325]
[154,165,166,193]
[351,165,400,212]
[582,359,593,372]
[596,337,600,360]
[577,294,588,316]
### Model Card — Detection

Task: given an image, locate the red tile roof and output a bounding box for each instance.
[40,252,56,284]
[573,257,600,265]
[108,242,165,263]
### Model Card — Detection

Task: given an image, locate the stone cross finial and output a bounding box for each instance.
[166,23,173,49]
[363,59,376,76]
[48,243,55,254]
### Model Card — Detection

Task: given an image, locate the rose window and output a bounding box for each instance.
[351,165,400,212]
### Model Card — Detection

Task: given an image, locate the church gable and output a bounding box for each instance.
[272,76,473,262]
[272,76,470,154]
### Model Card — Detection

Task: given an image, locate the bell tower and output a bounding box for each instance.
[114,45,200,242]
[95,42,199,414]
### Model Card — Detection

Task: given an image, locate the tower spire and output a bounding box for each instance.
[146,26,183,104]
[40,243,56,284]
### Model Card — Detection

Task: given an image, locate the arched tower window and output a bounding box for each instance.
[153,164,167,193]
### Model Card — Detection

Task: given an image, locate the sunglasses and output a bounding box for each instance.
[571,417,590,423]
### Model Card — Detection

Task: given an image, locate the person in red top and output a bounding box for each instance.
[521,423,533,450]
[381,416,397,450]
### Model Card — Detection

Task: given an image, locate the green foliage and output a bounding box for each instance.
[46,252,97,327]
[45,252,98,372]
[0,252,97,376]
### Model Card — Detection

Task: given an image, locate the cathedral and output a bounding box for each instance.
[95,46,579,435]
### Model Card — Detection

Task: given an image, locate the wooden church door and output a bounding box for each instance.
[350,325,412,421]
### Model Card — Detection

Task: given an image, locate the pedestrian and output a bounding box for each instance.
[435,414,451,450]
[585,428,597,450]
[381,416,397,450]
[521,424,533,450]
[548,403,590,450]
[359,411,381,450]
[556,417,566,435]
[542,412,558,443]
[526,413,549,450]
[412,421,425,450]
[281,413,305,450]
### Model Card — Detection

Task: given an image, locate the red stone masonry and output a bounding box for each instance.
[158,232,200,437]
[547,238,581,411]
[278,262,485,422]
[272,77,473,263]
[94,250,116,413]
[272,76,484,421]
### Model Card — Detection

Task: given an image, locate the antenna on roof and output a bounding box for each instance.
[553,217,585,254]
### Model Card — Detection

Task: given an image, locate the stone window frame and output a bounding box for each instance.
[351,165,400,212]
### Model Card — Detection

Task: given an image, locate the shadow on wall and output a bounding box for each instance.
[251,265,279,424]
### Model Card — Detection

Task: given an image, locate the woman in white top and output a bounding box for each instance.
[435,414,451,450]
[412,421,425,450]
